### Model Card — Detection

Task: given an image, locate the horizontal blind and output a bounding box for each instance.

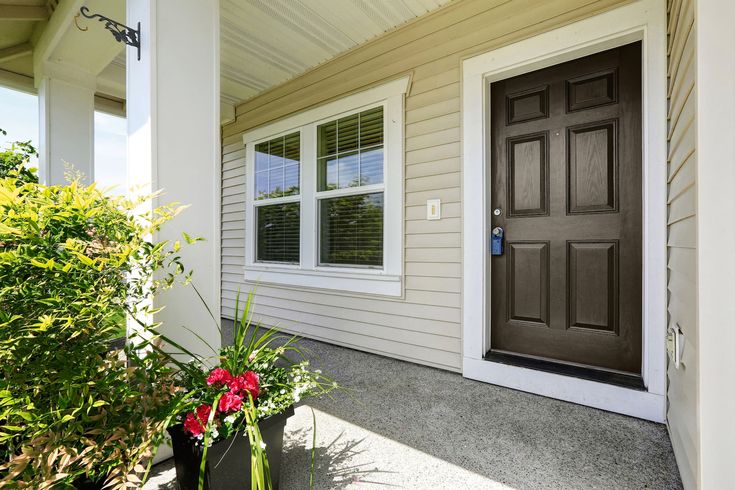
[256,202,300,263]
[319,193,383,267]
[317,107,384,191]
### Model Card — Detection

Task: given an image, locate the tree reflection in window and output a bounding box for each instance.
[319,193,383,267]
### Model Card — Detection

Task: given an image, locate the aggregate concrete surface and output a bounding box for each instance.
[145,337,682,489]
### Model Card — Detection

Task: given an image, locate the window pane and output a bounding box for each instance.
[317,107,384,191]
[284,133,300,165]
[255,171,269,199]
[318,156,338,191]
[254,132,300,200]
[268,137,284,168]
[256,202,300,263]
[319,193,383,267]
[284,164,300,196]
[337,113,359,152]
[318,121,337,157]
[360,147,383,185]
[338,152,359,188]
[255,143,269,172]
[268,167,283,197]
[359,107,383,147]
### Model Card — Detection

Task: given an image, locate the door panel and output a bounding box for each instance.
[567,241,618,334]
[567,120,617,213]
[507,241,550,326]
[489,42,642,375]
[507,132,549,216]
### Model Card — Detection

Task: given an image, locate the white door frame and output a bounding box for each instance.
[461,0,667,422]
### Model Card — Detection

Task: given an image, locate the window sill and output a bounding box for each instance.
[243,264,402,296]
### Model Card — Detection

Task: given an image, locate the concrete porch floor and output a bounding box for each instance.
[144,338,682,489]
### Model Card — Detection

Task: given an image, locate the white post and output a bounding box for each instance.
[37,74,95,185]
[126,0,221,359]
[696,1,735,487]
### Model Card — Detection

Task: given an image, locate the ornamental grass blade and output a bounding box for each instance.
[310,407,317,490]
[198,393,223,490]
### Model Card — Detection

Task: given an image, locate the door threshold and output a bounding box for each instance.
[484,351,645,391]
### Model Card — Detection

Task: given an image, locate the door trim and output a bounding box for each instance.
[461,0,667,422]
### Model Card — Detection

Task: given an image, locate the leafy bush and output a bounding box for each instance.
[0,176,193,488]
[0,129,38,184]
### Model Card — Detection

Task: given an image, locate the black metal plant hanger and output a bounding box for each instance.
[79,6,141,60]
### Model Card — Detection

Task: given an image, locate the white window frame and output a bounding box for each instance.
[243,76,409,296]
[461,0,667,422]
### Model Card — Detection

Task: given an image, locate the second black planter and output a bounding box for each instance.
[168,406,294,490]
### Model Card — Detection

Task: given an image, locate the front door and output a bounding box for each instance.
[489,42,642,376]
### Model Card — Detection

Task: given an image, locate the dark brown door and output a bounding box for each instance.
[489,42,642,375]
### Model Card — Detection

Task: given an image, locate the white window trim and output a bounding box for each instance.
[461,0,667,422]
[243,76,410,296]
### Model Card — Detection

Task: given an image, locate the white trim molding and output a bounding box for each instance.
[243,76,410,296]
[461,0,667,422]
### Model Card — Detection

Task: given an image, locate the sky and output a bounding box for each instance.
[0,85,127,194]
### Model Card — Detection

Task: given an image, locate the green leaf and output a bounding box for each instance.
[16,411,33,421]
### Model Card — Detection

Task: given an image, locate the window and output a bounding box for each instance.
[253,133,301,264]
[243,76,409,296]
[317,107,384,268]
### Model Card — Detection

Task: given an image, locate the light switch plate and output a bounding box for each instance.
[426,199,441,220]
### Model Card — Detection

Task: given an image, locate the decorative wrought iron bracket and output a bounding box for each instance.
[79,6,141,60]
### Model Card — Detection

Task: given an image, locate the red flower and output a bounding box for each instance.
[206,367,233,386]
[218,391,243,413]
[183,404,213,436]
[228,371,260,400]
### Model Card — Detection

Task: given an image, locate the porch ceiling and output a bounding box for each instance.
[0,1,52,70]
[0,0,453,117]
[219,0,454,106]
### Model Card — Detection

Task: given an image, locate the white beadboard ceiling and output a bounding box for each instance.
[0,0,453,115]
[219,0,454,106]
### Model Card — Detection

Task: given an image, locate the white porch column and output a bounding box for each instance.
[696,1,735,487]
[37,72,95,185]
[126,0,221,363]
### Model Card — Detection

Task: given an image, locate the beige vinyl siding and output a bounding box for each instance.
[666,0,698,488]
[220,0,630,372]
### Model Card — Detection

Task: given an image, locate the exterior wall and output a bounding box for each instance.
[666,0,698,488]
[220,0,631,372]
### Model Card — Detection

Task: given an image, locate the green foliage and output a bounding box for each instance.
[168,290,338,490]
[0,129,38,184]
[0,176,192,488]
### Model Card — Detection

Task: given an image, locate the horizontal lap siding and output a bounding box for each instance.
[221,0,629,373]
[666,0,698,488]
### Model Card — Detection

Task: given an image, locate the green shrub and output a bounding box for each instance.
[0,176,193,488]
[0,129,38,184]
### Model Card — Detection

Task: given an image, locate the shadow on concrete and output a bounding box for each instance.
[281,428,397,489]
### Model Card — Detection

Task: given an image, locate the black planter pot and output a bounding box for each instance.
[168,406,294,490]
